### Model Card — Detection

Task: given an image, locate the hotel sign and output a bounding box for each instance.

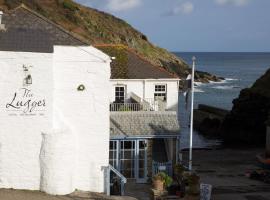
[6,88,46,116]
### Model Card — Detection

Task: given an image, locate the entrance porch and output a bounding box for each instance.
[109,137,179,184]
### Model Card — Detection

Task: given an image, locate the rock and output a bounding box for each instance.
[194,105,229,137]
[220,68,270,145]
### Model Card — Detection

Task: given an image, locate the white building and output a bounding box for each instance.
[0,6,111,195]
[96,45,181,185]
[0,5,181,196]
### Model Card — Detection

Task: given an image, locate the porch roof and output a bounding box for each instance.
[110,111,180,139]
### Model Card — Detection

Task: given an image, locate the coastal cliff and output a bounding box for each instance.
[221,68,270,144]
[0,0,221,82]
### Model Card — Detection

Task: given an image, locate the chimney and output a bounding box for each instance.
[0,11,6,31]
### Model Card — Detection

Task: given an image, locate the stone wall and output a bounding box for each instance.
[194,104,229,136]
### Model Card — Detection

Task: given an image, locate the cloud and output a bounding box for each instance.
[106,0,141,12]
[215,0,249,6]
[166,1,194,16]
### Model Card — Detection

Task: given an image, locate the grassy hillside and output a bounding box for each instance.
[0,0,220,81]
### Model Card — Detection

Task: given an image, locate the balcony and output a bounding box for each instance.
[110,98,166,112]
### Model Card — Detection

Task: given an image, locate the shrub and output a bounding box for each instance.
[153,172,173,188]
[62,0,78,12]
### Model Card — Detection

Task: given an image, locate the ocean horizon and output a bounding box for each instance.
[174,52,270,149]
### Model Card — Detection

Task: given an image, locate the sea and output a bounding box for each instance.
[174,52,270,149]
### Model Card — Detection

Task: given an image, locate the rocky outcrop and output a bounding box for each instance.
[194,104,229,137]
[220,69,270,145]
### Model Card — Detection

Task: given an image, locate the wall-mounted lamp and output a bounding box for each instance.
[23,65,33,86]
[25,75,32,85]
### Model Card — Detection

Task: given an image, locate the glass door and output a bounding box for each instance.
[119,140,136,178]
[136,140,148,183]
[109,139,148,183]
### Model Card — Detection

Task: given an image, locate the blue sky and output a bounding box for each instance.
[75,0,270,52]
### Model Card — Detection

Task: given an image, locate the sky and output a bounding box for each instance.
[75,0,270,52]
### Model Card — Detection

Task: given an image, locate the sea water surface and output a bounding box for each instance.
[174,52,270,149]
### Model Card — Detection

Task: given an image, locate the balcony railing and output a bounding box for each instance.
[110,99,166,112]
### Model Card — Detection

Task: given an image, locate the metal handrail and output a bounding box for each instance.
[105,164,127,196]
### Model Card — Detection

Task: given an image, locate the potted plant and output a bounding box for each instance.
[184,173,200,198]
[152,172,173,191]
[174,164,186,197]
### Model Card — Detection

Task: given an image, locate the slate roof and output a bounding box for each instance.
[96,45,178,79]
[0,5,86,53]
[110,111,180,138]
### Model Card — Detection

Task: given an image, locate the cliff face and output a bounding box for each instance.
[0,0,221,82]
[221,68,270,144]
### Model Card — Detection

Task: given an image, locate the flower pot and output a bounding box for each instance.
[186,184,200,195]
[153,179,164,191]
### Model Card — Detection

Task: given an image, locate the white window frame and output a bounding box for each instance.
[154,84,167,102]
[114,85,126,103]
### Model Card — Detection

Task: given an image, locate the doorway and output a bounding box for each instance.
[109,139,148,183]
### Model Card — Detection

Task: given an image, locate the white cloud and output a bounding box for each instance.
[106,0,141,12]
[215,0,249,6]
[168,1,194,16]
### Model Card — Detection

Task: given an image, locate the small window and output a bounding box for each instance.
[115,86,125,103]
[154,84,167,101]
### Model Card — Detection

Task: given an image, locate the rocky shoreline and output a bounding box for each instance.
[194,68,270,145]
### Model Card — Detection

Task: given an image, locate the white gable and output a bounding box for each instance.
[0,46,111,194]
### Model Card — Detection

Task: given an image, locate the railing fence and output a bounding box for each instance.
[152,160,173,177]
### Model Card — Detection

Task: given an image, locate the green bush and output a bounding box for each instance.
[62,0,78,12]
[153,172,173,188]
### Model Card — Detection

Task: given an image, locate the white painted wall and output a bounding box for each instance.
[52,46,111,193]
[110,79,179,112]
[0,51,53,190]
[0,46,111,194]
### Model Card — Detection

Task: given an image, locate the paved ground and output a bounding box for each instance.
[183,147,270,200]
[126,148,270,200]
[0,189,137,200]
[1,148,270,200]
[125,182,151,200]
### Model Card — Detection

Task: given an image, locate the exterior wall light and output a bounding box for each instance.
[25,74,32,85]
[77,84,86,91]
[23,65,33,86]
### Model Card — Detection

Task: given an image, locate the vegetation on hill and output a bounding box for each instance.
[0,0,221,82]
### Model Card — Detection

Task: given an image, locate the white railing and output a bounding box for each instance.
[110,103,142,111]
[105,164,127,196]
[109,100,166,112]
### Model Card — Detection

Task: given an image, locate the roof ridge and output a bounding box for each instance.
[8,4,89,45]
[95,44,179,78]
